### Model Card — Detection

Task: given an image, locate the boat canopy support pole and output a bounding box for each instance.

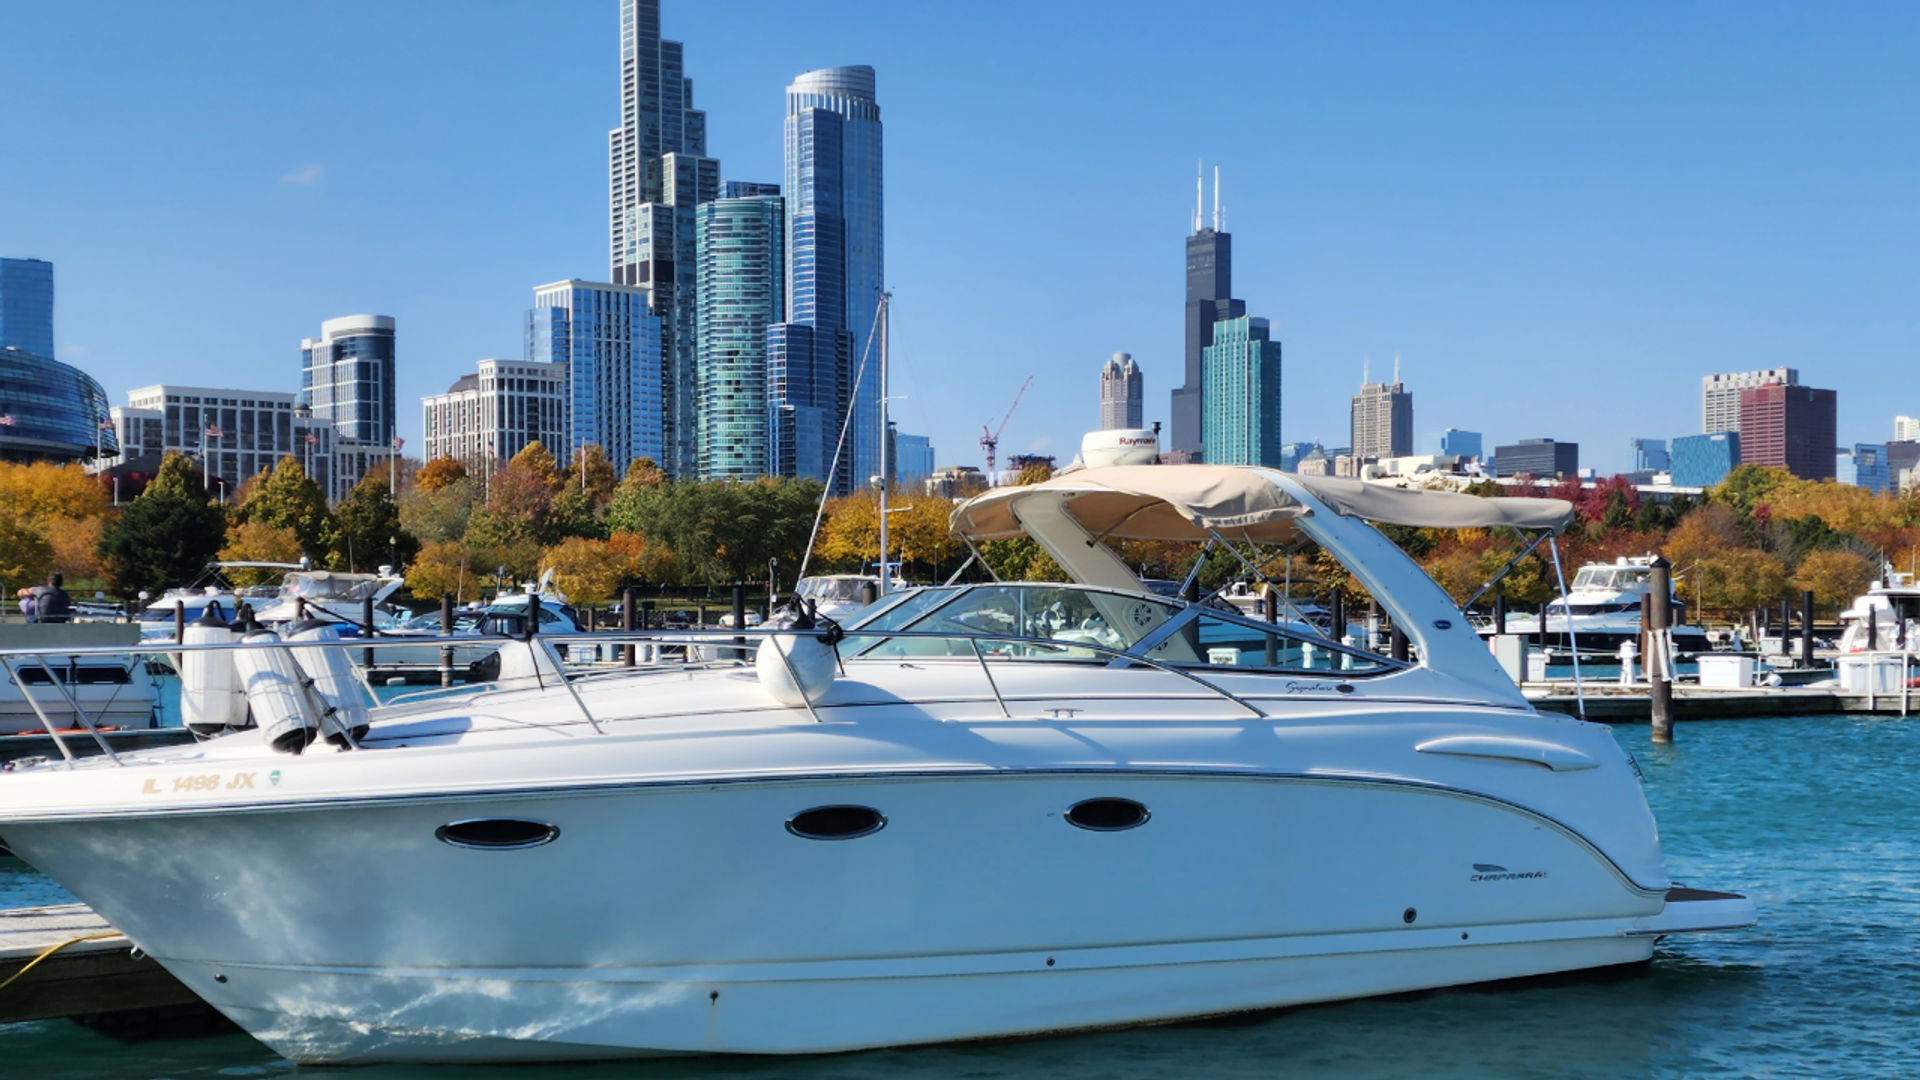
[960,535,1001,583]
[1462,528,1556,612]
[966,638,1012,718]
[538,638,606,735]
[764,634,825,723]
[943,553,977,587]
[1546,535,1587,721]
[1178,539,1217,601]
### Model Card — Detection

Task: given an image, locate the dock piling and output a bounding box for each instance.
[1800,590,1815,670]
[1649,556,1674,743]
[731,584,747,661]
[362,596,376,667]
[439,593,454,687]
[621,587,635,667]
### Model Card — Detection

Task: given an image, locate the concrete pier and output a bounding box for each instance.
[1527,682,1916,721]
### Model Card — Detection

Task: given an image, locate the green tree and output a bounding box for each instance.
[332,474,418,572]
[236,457,334,558]
[399,475,480,544]
[1710,464,1794,521]
[98,452,228,596]
[0,516,55,588]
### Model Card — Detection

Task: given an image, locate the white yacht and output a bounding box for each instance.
[771,573,902,626]
[1485,556,1712,656]
[135,585,242,644]
[1835,569,1920,653]
[247,568,406,631]
[0,466,1753,1064]
[0,623,160,734]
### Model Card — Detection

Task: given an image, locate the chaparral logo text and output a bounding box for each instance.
[1470,863,1547,883]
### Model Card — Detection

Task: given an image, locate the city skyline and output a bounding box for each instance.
[4,3,1918,477]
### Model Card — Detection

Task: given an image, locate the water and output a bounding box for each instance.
[3,714,1915,1078]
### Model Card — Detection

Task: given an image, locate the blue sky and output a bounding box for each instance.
[2,1,1915,474]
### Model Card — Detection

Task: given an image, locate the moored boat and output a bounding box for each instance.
[0,465,1754,1064]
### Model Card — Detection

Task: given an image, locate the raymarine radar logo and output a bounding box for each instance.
[1470,863,1548,883]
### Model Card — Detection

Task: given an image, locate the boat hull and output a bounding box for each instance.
[5,769,1669,1063]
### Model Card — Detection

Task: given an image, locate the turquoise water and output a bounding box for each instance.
[3,714,1916,1078]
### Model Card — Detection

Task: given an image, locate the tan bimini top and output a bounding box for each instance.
[950,464,1574,544]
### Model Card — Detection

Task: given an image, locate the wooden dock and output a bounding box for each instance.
[1527,683,1917,720]
[0,903,201,1025]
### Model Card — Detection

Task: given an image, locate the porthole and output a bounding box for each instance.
[786,805,887,840]
[1065,797,1150,832]
[435,818,560,850]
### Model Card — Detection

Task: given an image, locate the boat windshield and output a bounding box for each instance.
[1571,567,1651,591]
[847,584,1398,676]
[797,577,878,603]
[280,572,384,603]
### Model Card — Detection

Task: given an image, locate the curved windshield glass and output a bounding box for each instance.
[853,584,1183,660]
[1141,609,1395,674]
[797,577,877,603]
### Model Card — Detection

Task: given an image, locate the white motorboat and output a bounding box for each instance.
[1835,569,1920,653]
[135,586,243,644]
[0,623,160,734]
[771,573,902,626]
[376,585,587,678]
[0,465,1753,1064]
[1484,556,1712,656]
[247,568,406,631]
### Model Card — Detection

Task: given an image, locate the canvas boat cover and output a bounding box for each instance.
[950,464,1574,543]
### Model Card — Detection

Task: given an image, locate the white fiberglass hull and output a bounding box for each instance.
[5,738,1715,1063]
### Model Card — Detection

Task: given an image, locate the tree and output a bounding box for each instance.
[1662,504,1747,572]
[541,533,668,607]
[399,475,480,544]
[1793,549,1878,616]
[0,461,110,524]
[217,521,305,587]
[332,475,417,572]
[405,540,474,604]
[236,457,334,558]
[98,457,228,597]
[1692,548,1788,617]
[509,441,562,491]
[1710,464,1793,521]
[414,456,469,493]
[559,443,619,505]
[0,516,55,588]
[43,515,105,583]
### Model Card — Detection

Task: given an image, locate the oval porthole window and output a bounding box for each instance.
[1065,797,1150,832]
[786,805,886,840]
[435,818,560,850]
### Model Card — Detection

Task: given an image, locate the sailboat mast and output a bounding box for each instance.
[876,292,891,598]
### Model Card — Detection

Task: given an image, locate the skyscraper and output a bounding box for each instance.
[1737,383,1836,480]
[609,0,719,476]
[1100,352,1144,430]
[1426,428,1483,461]
[1170,168,1243,458]
[1702,367,1797,434]
[1895,415,1920,443]
[1631,437,1670,472]
[696,192,784,480]
[767,65,884,492]
[1671,432,1739,488]
[528,280,662,472]
[1350,365,1413,459]
[1493,438,1579,479]
[300,315,397,445]
[0,257,54,358]
[1201,316,1282,467]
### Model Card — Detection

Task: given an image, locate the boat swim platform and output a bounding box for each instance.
[0,903,206,1027]
[1525,683,1920,721]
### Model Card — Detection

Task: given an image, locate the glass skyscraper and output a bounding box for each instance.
[696,193,784,480]
[528,279,663,472]
[768,65,883,493]
[0,257,55,359]
[300,315,397,445]
[1201,316,1283,467]
[609,0,719,476]
[0,347,115,463]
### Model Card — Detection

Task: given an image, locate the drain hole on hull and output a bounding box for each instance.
[786,805,887,840]
[435,819,561,850]
[1065,797,1150,832]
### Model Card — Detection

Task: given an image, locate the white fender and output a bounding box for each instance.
[180,614,244,734]
[755,633,837,707]
[285,620,371,744]
[233,630,321,754]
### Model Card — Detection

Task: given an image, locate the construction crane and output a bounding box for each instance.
[980,375,1034,486]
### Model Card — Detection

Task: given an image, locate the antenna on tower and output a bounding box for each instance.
[1393,353,1401,386]
[1194,160,1204,233]
[1362,355,1370,388]
[1212,165,1221,231]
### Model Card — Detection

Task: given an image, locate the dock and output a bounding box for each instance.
[1526,682,1918,720]
[0,903,202,1026]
